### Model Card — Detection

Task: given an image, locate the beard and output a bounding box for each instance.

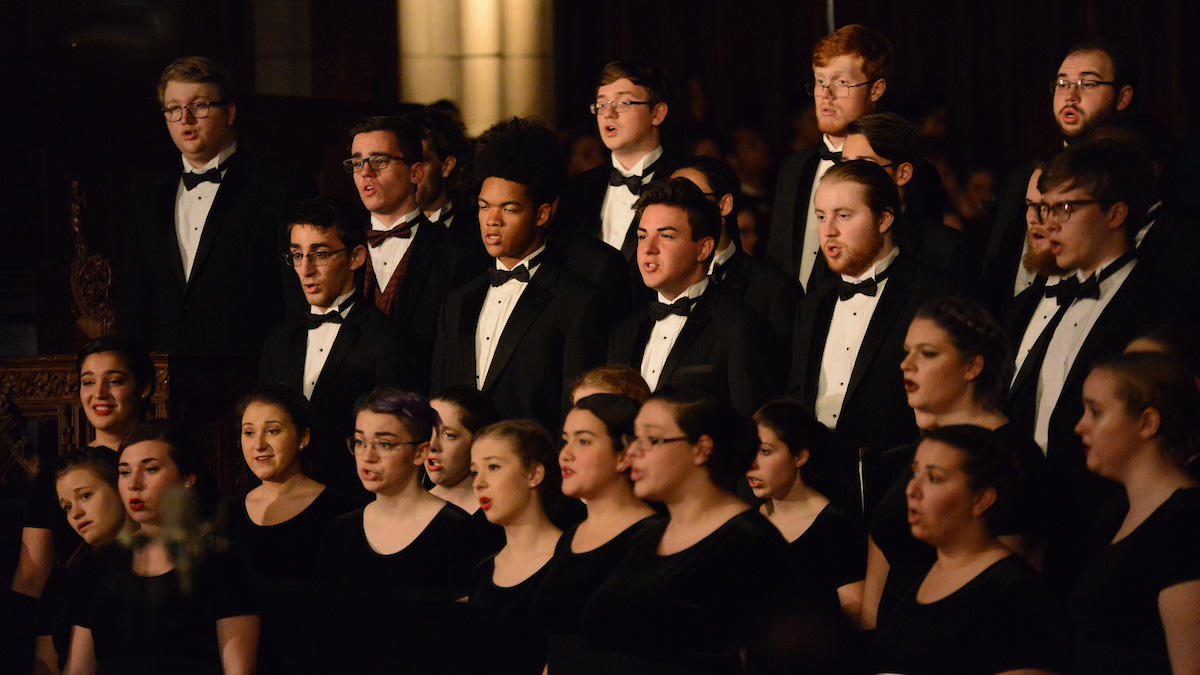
[826,226,887,278]
[1057,102,1120,141]
[1022,231,1069,277]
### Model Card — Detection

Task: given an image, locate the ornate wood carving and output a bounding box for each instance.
[68,180,116,339]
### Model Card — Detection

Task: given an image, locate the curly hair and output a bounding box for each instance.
[474,117,566,208]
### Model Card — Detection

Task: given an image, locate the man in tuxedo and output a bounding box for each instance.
[982,40,1136,315]
[842,113,975,281]
[348,115,473,390]
[259,197,413,499]
[431,118,609,431]
[1003,141,1171,583]
[787,161,958,513]
[608,178,779,416]
[557,58,677,260]
[116,55,310,356]
[414,106,474,240]
[670,156,802,369]
[766,25,892,291]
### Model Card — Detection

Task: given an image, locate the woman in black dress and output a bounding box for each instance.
[1071,352,1200,674]
[748,399,866,622]
[469,419,564,675]
[582,386,830,674]
[868,425,1065,675]
[427,385,500,514]
[214,385,354,673]
[861,297,1046,628]
[313,388,483,672]
[531,394,657,672]
[66,420,260,674]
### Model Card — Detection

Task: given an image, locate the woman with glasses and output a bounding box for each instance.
[529,394,657,672]
[1070,352,1200,675]
[468,419,565,675]
[581,386,836,673]
[312,389,486,673]
[214,385,354,673]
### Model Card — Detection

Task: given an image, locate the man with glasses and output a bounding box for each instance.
[1002,141,1176,585]
[259,197,411,501]
[116,55,310,356]
[558,58,678,261]
[767,25,895,292]
[983,41,1136,315]
[347,115,473,383]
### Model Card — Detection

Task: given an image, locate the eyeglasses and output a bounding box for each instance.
[347,437,420,457]
[1038,199,1101,222]
[590,100,650,115]
[1053,78,1115,94]
[806,80,875,98]
[1025,200,1045,223]
[284,249,347,267]
[622,435,689,452]
[162,101,228,122]
[343,154,410,174]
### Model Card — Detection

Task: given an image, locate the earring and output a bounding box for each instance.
[616,462,628,471]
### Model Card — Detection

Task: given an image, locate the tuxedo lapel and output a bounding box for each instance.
[158,178,187,288]
[189,151,249,287]
[804,283,840,405]
[790,154,821,270]
[482,268,556,392]
[844,259,913,405]
[312,303,366,401]
[457,278,489,387]
[283,322,308,392]
[659,294,713,383]
[392,218,438,317]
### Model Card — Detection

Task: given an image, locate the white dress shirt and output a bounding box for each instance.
[708,242,736,276]
[428,200,455,228]
[600,146,664,250]
[815,248,898,429]
[175,142,238,281]
[799,135,841,290]
[475,246,546,388]
[1012,236,1040,297]
[368,209,422,291]
[640,278,710,391]
[303,290,357,399]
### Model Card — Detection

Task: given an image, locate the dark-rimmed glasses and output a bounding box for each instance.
[347,437,419,457]
[1039,199,1100,222]
[590,100,650,115]
[1053,79,1115,94]
[806,80,875,98]
[284,249,347,267]
[343,154,410,174]
[162,101,227,122]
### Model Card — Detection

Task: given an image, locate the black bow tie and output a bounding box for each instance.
[366,221,413,247]
[649,297,693,321]
[433,206,454,226]
[305,310,344,329]
[608,158,660,195]
[1043,250,1135,306]
[182,166,224,190]
[712,260,731,284]
[837,265,892,301]
[488,264,531,286]
[818,145,842,163]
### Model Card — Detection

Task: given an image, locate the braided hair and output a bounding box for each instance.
[913,297,1012,409]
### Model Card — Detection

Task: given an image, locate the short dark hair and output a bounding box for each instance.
[157,55,237,106]
[236,384,317,439]
[645,385,753,493]
[56,446,120,487]
[1128,321,1200,380]
[1092,352,1200,466]
[845,112,920,167]
[431,385,501,435]
[597,58,675,111]
[675,155,740,201]
[474,419,563,511]
[820,159,901,219]
[572,394,642,449]
[1065,39,1138,93]
[119,419,203,480]
[813,25,895,83]
[415,107,473,197]
[752,399,835,492]
[77,336,155,415]
[347,115,424,164]
[922,425,1020,533]
[287,196,367,252]
[1038,140,1154,235]
[632,177,724,247]
[913,297,1013,409]
[353,389,440,446]
[474,116,567,208]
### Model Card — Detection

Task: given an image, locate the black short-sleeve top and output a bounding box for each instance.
[1071,488,1200,675]
[787,503,866,592]
[470,551,558,675]
[869,554,1067,675]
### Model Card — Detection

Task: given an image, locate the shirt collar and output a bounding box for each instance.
[709,243,736,273]
[822,134,843,154]
[657,277,709,305]
[370,208,421,231]
[841,246,899,284]
[611,145,664,178]
[310,290,357,316]
[496,244,547,272]
[182,141,238,173]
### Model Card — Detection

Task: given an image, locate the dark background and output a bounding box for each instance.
[1,0,1196,356]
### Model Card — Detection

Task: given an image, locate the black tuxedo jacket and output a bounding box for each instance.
[980,160,1039,318]
[431,249,609,430]
[894,212,978,283]
[713,249,803,373]
[259,300,414,498]
[767,147,947,283]
[787,254,959,511]
[556,151,681,260]
[545,221,635,311]
[1002,260,1180,583]
[116,148,312,355]
[607,286,781,416]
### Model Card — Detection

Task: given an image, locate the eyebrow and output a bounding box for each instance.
[479,198,522,208]
[117,458,160,468]
[598,90,638,98]
[1058,70,1105,78]
[80,368,130,378]
[290,242,332,250]
[355,430,400,438]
